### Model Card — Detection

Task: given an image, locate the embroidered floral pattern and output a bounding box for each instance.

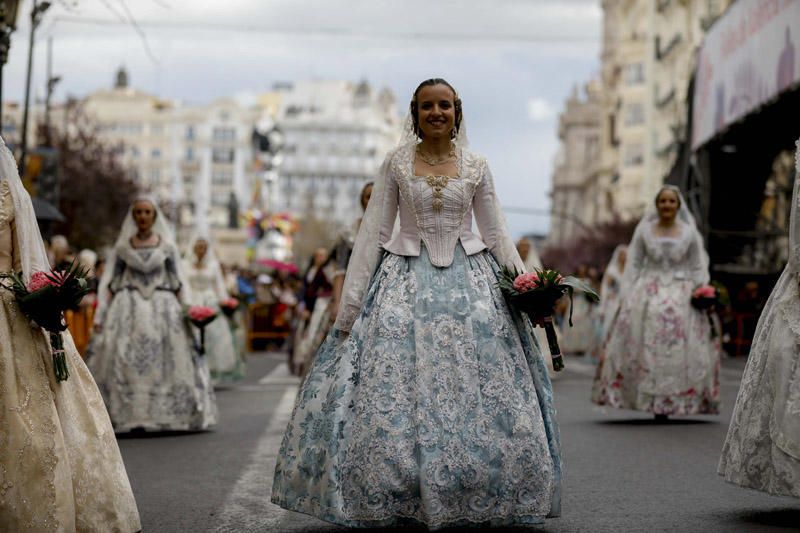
[592,226,720,416]
[272,246,561,529]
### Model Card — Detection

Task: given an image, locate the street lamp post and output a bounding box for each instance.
[19,0,50,175]
[0,1,21,134]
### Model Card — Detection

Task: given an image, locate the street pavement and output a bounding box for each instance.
[117,353,800,532]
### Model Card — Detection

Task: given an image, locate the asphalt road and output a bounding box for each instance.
[117,353,800,532]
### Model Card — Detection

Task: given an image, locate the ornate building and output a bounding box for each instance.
[273,80,400,230]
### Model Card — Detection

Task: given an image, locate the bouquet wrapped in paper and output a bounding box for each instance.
[1,262,91,381]
[219,297,239,318]
[497,266,599,371]
[691,284,719,338]
[186,305,218,355]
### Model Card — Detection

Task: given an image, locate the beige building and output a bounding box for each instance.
[548,0,734,245]
[548,82,603,246]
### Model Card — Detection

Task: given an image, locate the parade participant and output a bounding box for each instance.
[272,78,561,528]
[719,139,800,498]
[89,197,217,432]
[598,245,627,344]
[292,247,335,376]
[328,181,373,323]
[592,186,720,418]
[516,236,542,272]
[184,234,244,385]
[0,138,141,531]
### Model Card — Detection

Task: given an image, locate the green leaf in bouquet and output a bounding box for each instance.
[559,276,600,302]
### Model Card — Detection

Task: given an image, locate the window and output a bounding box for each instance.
[185,147,195,161]
[624,143,644,167]
[151,124,163,135]
[130,146,140,158]
[624,63,645,85]
[212,170,233,185]
[212,148,235,163]
[186,126,196,140]
[151,148,161,159]
[149,168,161,182]
[183,174,193,185]
[624,103,645,126]
[212,127,236,142]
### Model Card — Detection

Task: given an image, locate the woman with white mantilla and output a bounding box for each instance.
[592,186,720,418]
[272,78,561,529]
[184,234,243,385]
[0,138,140,531]
[719,139,800,498]
[89,198,217,432]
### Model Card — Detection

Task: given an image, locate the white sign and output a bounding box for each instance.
[692,0,800,149]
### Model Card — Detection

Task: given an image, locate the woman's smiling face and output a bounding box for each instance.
[416,84,456,140]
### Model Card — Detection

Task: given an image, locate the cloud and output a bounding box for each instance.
[527,98,557,122]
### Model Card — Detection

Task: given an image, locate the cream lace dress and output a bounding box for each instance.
[0,181,141,532]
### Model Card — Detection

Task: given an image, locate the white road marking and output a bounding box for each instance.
[258,363,303,386]
[213,386,298,532]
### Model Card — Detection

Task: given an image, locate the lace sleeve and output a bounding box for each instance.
[790,139,800,270]
[686,231,710,286]
[333,149,398,332]
[621,222,647,290]
[472,159,525,272]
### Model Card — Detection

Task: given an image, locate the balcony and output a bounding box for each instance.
[655,33,682,61]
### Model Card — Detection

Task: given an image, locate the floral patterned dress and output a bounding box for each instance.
[271,144,561,529]
[88,240,217,432]
[592,220,720,415]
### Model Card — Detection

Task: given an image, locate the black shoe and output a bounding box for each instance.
[654,414,668,422]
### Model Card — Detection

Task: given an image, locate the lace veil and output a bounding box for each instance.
[184,231,230,301]
[0,137,51,279]
[621,185,710,291]
[96,197,192,323]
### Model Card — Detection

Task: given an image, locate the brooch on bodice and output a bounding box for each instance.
[425,175,453,211]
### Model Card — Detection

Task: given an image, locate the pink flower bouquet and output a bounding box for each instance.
[691,285,718,310]
[498,266,599,371]
[220,297,240,318]
[691,284,720,338]
[1,261,91,381]
[186,305,218,355]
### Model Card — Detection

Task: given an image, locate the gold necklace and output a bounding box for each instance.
[416,144,456,166]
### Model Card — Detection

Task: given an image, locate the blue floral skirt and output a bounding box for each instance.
[271,245,562,529]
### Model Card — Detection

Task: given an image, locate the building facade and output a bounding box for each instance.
[273,80,400,231]
[548,0,735,246]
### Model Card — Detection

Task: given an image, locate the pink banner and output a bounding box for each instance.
[692,0,800,149]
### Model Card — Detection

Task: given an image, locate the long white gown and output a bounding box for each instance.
[184,250,242,384]
[0,148,140,531]
[719,140,800,497]
[89,204,217,432]
[592,191,721,415]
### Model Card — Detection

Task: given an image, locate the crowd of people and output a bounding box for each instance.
[0,77,799,531]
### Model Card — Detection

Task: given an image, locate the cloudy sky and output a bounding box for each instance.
[5,0,602,237]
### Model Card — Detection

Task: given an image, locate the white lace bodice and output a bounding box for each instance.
[627,220,709,287]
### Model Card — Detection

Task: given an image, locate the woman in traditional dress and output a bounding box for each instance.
[89,198,217,432]
[598,245,627,345]
[719,140,800,498]
[0,138,140,531]
[292,248,334,376]
[592,186,720,418]
[184,235,243,385]
[272,78,561,528]
[328,181,373,323]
